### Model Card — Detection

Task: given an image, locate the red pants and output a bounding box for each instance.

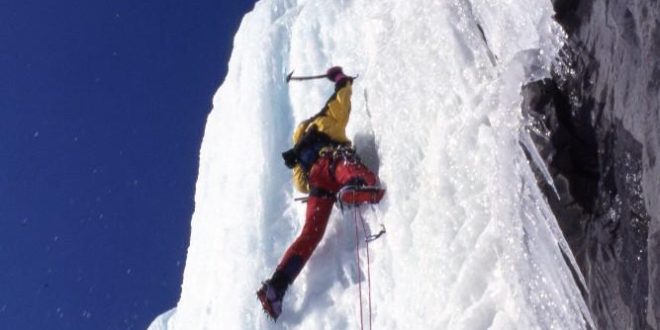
[276,154,378,281]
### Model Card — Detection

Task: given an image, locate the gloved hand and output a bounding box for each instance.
[326,66,347,82]
[282,148,298,169]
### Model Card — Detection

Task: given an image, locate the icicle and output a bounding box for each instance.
[519,129,560,200]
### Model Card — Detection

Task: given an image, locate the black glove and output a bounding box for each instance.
[282,148,298,169]
[326,66,344,82]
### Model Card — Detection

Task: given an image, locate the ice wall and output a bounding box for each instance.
[150,0,593,329]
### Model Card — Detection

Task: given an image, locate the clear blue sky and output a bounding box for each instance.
[0,1,255,329]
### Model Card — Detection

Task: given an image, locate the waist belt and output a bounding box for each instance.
[309,186,335,199]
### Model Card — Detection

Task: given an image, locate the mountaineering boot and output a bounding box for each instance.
[256,270,290,321]
[256,280,284,320]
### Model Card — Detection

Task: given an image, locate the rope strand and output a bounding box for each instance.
[353,206,364,330]
[360,210,373,330]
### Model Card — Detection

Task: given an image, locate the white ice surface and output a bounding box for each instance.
[150,0,593,329]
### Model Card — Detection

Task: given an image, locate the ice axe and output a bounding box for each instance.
[286,70,328,83]
[286,70,358,83]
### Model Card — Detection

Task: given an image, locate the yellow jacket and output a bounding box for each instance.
[292,79,353,193]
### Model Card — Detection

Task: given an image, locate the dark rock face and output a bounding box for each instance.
[523,0,660,329]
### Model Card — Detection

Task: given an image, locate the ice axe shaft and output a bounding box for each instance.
[286,70,359,83]
[286,71,327,83]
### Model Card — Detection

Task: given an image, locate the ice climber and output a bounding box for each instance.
[257,66,385,320]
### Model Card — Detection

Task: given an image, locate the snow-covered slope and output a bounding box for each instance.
[151,0,593,328]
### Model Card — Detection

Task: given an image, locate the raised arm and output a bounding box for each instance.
[322,67,353,129]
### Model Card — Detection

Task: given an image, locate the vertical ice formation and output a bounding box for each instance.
[151,0,594,329]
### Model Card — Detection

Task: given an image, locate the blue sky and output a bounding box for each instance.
[0,1,255,329]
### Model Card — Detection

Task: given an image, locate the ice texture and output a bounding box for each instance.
[150,0,593,329]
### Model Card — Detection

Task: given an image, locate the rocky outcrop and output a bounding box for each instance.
[523,0,660,328]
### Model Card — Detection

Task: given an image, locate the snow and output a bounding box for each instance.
[148,308,176,330]
[150,0,593,329]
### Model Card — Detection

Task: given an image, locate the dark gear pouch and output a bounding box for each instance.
[282,148,298,169]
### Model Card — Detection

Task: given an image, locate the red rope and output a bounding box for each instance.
[353,206,364,330]
[360,211,373,330]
